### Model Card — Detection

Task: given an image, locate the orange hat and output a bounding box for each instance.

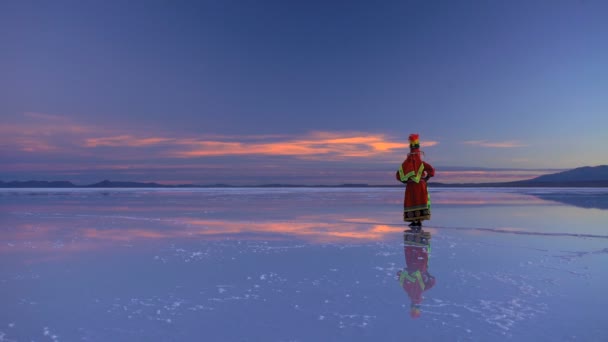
[409,133,420,150]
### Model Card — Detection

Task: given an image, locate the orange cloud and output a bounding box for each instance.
[170,131,419,159]
[2,112,437,164]
[78,131,421,160]
[463,140,526,148]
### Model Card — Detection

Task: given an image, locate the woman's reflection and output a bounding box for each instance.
[397,229,435,319]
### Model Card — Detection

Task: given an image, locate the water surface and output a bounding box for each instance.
[1,188,607,341]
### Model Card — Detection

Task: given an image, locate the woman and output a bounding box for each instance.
[396,134,435,228]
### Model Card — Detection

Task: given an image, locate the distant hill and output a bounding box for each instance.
[1,166,607,188]
[0,180,172,188]
[0,180,76,188]
[87,180,169,188]
[503,165,608,187]
[527,165,608,183]
[429,165,608,187]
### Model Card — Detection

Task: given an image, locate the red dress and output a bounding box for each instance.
[398,245,436,305]
[396,152,435,222]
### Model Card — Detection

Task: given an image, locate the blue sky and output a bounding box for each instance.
[1,0,607,184]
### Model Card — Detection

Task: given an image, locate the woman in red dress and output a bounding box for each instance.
[396,134,435,228]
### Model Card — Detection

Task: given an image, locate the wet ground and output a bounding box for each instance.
[1,188,607,341]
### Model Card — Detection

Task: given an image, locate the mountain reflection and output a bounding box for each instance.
[397,229,435,319]
[529,191,608,210]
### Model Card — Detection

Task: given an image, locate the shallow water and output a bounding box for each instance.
[1,188,607,341]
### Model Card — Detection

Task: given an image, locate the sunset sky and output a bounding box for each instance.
[1,1,607,185]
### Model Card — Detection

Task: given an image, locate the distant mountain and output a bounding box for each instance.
[86,180,169,188]
[1,166,607,188]
[503,165,608,187]
[429,165,608,188]
[527,165,608,183]
[0,180,76,188]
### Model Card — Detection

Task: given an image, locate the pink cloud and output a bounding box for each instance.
[22,112,70,121]
[421,140,439,147]
[84,135,175,147]
[0,113,95,154]
[1,112,447,185]
[463,140,526,148]
[12,138,58,152]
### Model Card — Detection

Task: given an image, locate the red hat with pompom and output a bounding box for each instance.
[409,133,420,151]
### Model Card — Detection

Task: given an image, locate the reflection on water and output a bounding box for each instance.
[528,190,608,210]
[397,229,435,319]
[0,218,406,258]
[1,188,607,260]
[1,189,607,340]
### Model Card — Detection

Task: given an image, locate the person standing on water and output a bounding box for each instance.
[396,134,435,229]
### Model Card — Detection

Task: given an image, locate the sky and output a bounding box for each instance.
[1,0,607,185]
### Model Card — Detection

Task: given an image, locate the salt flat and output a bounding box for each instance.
[1,188,607,341]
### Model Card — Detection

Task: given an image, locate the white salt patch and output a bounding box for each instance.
[42,327,59,341]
